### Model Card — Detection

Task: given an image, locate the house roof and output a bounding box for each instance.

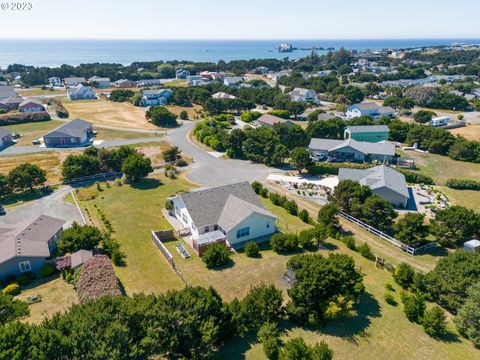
[64,77,86,84]
[0,128,11,137]
[224,76,243,84]
[257,114,291,126]
[290,87,315,96]
[0,96,22,105]
[44,118,92,138]
[142,89,171,96]
[0,215,65,264]
[350,102,380,111]
[115,79,133,84]
[67,84,94,96]
[177,182,276,231]
[309,138,395,157]
[378,106,395,114]
[88,76,110,82]
[71,249,93,269]
[212,92,236,100]
[0,86,18,99]
[338,165,409,199]
[19,99,44,108]
[346,125,390,133]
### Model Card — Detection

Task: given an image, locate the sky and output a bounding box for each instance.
[0,0,479,40]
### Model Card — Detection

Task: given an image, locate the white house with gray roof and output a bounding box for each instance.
[43,118,93,147]
[309,138,396,163]
[338,165,409,207]
[67,84,97,101]
[289,87,318,103]
[0,215,65,277]
[168,182,277,248]
[346,102,395,119]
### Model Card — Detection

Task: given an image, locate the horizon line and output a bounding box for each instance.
[0,37,480,41]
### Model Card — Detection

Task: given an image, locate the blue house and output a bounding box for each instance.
[0,215,65,277]
[176,69,191,79]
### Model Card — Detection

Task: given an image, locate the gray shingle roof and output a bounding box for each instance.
[0,96,22,105]
[338,165,409,199]
[352,102,380,111]
[257,114,292,127]
[0,215,65,264]
[346,125,390,133]
[178,182,276,231]
[0,86,17,99]
[44,118,92,138]
[19,99,44,108]
[0,128,11,137]
[71,249,93,269]
[309,138,395,157]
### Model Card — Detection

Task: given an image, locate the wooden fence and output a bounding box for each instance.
[151,230,188,284]
[337,211,436,255]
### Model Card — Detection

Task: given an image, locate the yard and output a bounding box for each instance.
[0,151,66,182]
[166,104,204,120]
[63,99,158,130]
[16,88,67,96]
[5,120,64,146]
[75,174,479,359]
[450,123,480,141]
[16,276,78,324]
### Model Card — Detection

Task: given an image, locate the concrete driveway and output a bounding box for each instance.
[166,121,277,187]
[0,186,82,226]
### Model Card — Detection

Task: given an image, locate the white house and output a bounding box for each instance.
[187,75,208,86]
[346,102,395,119]
[168,182,277,248]
[289,87,318,103]
[18,99,45,113]
[48,77,62,88]
[88,76,111,88]
[430,116,449,127]
[63,77,86,87]
[141,88,173,106]
[67,84,97,101]
[212,92,236,100]
[137,79,162,87]
[175,69,191,79]
[223,76,244,87]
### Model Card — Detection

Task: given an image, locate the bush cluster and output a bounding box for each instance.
[0,111,50,125]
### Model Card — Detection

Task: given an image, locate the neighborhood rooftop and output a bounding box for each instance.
[346,125,390,133]
[44,118,92,138]
[309,138,396,156]
[0,86,17,98]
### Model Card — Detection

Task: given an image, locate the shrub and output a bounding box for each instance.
[384,292,397,306]
[179,110,188,120]
[17,273,33,286]
[251,181,263,195]
[385,283,395,292]
[240,111,262,123]
[263,336,280,360]
[402,293,426,323]
[445,178,480,191]
[270,233,298,253]
[393,262,415,289]
[284,200,298,216]
[298,209,310,223]
[421,306,446,338]
[2,283,20,296]
[202,243,231,268]
[175,159,188,167]
[298,228,315,249]
[397,169,434,185]
[260,188,269,198]
[357,243,375,261]
[244,241,259,257]
[39,264,55,278]
[341,236,356,250]
[0,111,50,126]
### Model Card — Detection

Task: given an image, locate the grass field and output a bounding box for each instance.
[16,276,78,324]
[438,186,480,212]
[162,79,188,87]
[0,151,66,182]
[17,88,67,96]
[63,99,158,130]
[77,176,479,359]
[166,104,204,119]
[93,127,161,140]
[4,120,64,146]
[450,123,480,141]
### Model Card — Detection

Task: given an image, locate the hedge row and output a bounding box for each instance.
[0,111,50,125]
[47,98,69,118]
[445,178,480,191]
[397,169,435,185]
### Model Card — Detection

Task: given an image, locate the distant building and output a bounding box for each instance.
[430,116,449,127]
[223,76,244,87]
[137,79,162,87]
[289,87,318,103]
[67,84,97,101]
[43,118,93,147]
[344,125,390,143]
[212,92,236,100]
[0,128,14,149]
[267,70,292,83]
[464,239,480,252]
[114,79,136,88]
[19,99,45,113]
[175,69,191,79]
[187,75,208,86]
[0,215,65,277]
[88,76,111,88]
[141,88,173,106]
[308,138,396,163]
[0,96,22,111]
[346,102,395,119]
[48,77,62,88]
[63,77,86,87]
[0,86,18,101]
[338,165,409,207]
[257,114,294,128]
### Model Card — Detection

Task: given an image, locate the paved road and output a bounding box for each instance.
[0,137,165,156]
[166,121,277,187]
[0,186,82,226]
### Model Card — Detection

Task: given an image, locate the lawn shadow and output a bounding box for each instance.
[20,274,60,291]
[320,291,381,343]
[321,241,339,251]
[1,187,53,207]
[215,331,258,360]
[209,258,236,271]
[436,329,461,344]
[130,178,163,190]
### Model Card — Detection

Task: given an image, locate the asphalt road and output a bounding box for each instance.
[1,186,82,226]
[166,121,276,187]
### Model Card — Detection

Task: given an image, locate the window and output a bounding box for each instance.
[236,227,250,239]
[266,221,270,228]
[18,261,31,273]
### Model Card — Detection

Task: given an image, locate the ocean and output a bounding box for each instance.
[0,39,479,68]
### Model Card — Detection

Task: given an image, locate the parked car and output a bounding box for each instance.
[32,139,41,145]
[0,206,5,215]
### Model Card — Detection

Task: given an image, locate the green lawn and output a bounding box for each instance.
[438,186,480,212]
[5,120,64,146]
[76,174,192,295]
[94,127,161,140]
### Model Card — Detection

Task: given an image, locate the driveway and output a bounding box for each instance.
[165,121,276,187]
[0,186,82,226]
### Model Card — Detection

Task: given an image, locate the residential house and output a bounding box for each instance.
[223,76,244,87]
[308,138,396,163]
[338,165,409,207]
[88,76,111,88]
[430,116,449,127]
[212,92,236,100]
[67,84,97,101]
[0,128,14,149]
[289,87,318,103]
[48,77,62,88]
[43,118,93,147]
[63,77,86,87]
[114,79,136,88]
[175,69,191,79]
[0,96,22,111]
[267,70,292,83]
[0,86,18,101]
[187,75,208,86]
[19,99,45,113]
[0,215,65,277]
[463,239,480,252]
[168,182,277,252]
[346,102,395,119]
[344,125,390,143]
[257,114,294,128]
[141,88,173,106]
[137,79,162,87]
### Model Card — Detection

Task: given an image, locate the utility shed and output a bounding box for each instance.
[464,239,480,252]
